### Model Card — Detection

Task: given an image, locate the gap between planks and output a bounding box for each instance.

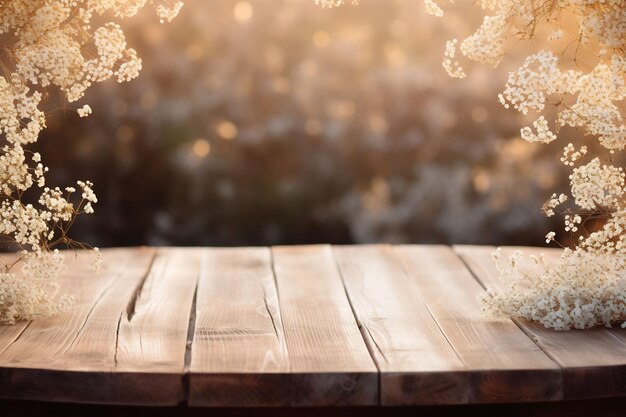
[333,245,561,405]
[189,245,378,407]
[455,245,626,401]
[0,247,200,405]
[452,246,562,367]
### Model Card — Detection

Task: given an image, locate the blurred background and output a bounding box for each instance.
[39,0,578,248]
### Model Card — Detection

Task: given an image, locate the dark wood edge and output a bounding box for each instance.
[0,367,184,406]
[381,371,471,406]
[382,367,564,406]
[563,364,626,401]
[189,372,379,407]
[469,368,563,403]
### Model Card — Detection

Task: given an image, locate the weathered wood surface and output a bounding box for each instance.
[334,245,469,405]
[0,247,202,405]
[335,245,560,405]
[0,245,624,407]
[189,247,289,407]
[455,245,626,401]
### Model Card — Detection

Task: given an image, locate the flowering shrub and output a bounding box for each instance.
[320,0,625,330]
[0,1,182,324]
[434,0,625,330]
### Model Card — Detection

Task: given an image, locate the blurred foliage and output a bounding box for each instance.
[40,0,582,247]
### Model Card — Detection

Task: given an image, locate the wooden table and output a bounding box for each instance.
[1,245,625,411]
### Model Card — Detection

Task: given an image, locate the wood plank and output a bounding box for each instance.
[115,247,200,403]
[272,245,378,406]
[395,245,561,403]
[333,245,469,406]
[189,247,290,407]
[455,245,626,401]
[0,248,154,370]
[0,248,162,404]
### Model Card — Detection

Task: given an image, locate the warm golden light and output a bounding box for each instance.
[233,1,253,22]
[34,0,596,255]
[299,60,318,76]
[472,170,490,193]
[216,120,238,140]
[313,30,331,48]
[192,139,211,158]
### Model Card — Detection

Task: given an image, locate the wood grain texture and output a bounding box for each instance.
[115,247,200,404]
[1,245,624,407]
[271,245,378,406]
[395,245,561,403]
[455,245,626,401]
[333,245,469,406]
[0,248,164,404]
[189,247,290,407]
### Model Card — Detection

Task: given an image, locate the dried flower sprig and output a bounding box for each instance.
[318,0,625,329]
[430,0,626,330]
[0,0,183,324]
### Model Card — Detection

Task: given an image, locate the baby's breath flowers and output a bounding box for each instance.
[318,0,625,329]
[483,247,626,331]
[77,105,92,118]
[427,0,626,330]
[443,40,466,79]
[0,249,73,324]
[0,0,183,324]
[314,0,358,7]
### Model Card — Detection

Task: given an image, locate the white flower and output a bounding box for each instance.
[424,0,443,17]
[442,39,466,78]
[422,0,626,329]
[0,0,182,323]
[77,104,91,118]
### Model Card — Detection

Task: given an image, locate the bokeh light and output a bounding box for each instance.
[39,0,610,248]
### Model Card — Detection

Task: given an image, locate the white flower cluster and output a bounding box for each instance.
[482,248,626,330]
[423,0,626,329]
[77,105,92,118]
[423,0,443,18]
[315,0,625,329]
[0,0,183,324]
[570,158,624,211]
[443,40,466,79]
[542,193,568,217]
[459,13,507,67]
[564,214,582,233]
[561,143,587,167]
[155,1,184,23]
[520,116,557,144]
[0,250,73,324]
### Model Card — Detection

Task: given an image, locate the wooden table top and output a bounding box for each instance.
[0,245,625,407]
